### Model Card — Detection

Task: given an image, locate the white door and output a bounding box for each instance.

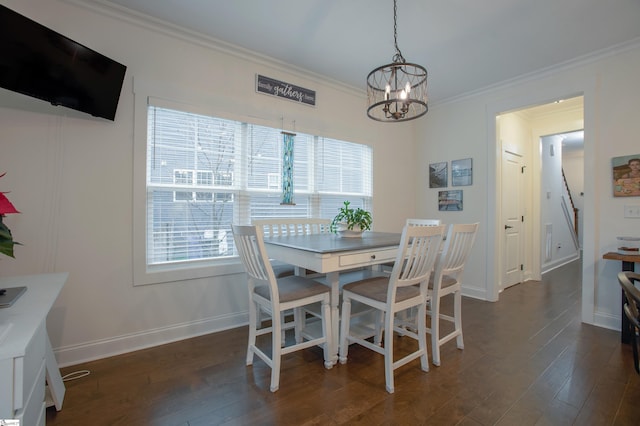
[502,150,524,290]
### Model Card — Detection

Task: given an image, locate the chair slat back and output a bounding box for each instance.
[436,223,479,278]
[406,218,441,227]
[389,224,446,289]
[232,225,276,289]
[254,218,331,237]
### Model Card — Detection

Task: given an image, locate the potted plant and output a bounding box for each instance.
[0,172,20,258]
[330,201,372,238]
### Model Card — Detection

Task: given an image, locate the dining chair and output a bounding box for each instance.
[253,218,331,278]
[618,271,640,374]
[339,223,445,393]
[389,219,443,331]
[427,222,479,366]
[253,218,332,345]
[231,224,332,392]
[380,219,441,273]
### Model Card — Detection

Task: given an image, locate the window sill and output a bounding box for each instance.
[133,257,245,286]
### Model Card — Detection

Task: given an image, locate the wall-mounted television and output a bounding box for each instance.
[0,5,127,121]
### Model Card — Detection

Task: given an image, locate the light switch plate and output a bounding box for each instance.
[624,205,640,218]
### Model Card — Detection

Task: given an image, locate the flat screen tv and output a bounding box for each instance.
[0,5,127,121]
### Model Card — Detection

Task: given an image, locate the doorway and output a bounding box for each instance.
[497,97,584,292]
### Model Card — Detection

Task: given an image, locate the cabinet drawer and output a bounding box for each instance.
[14,320,46,413]
[339,248,397,267]
[17,359,46,426]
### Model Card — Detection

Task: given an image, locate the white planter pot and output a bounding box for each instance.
[336,223,364,238]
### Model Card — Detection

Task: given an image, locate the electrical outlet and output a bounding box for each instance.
[624,205,640,218]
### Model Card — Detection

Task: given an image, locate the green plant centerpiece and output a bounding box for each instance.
[330,201,372,238]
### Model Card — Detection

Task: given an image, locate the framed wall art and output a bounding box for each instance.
[451,158,473,186]
[438,190,463,211]
[429,162,448,188]
[612,154,640,197]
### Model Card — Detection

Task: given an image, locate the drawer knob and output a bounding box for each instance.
[371,254,376,259]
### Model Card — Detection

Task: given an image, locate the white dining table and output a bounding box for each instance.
[263,231,402,364]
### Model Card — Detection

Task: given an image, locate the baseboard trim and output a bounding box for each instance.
[593,310,620,332]
[54,311,249,367]
[461,286,488,301]
[542,253,581,275]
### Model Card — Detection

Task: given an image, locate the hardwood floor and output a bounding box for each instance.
[46,260,640,425]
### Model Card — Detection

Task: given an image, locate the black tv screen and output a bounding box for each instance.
[0,5,127,121]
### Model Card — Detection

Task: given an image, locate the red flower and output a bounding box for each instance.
[0,172,19,215]
[0,192,19,215]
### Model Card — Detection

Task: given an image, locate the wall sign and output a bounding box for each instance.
[256,74,316,106]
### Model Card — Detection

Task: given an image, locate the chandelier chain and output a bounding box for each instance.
[392,0,405,63]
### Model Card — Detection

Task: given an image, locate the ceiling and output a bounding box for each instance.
[97,0,640,104]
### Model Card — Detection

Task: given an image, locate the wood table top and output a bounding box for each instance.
[602,251,640,262]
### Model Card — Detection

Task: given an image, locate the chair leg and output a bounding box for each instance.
[321,299,333,369]
[270,310,282,392]
[247,300,258,366]
[293,307,303,344]
[417,303,429,372]
[374,309,383,345]
[384,309,395,394]
[280,311,287,347]
[430,296,442,367]
[453,290,464,349]
[632,325,640,374]
[339,297,352,364]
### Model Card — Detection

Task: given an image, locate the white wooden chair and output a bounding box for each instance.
[388,219,442,331]
[381,219,441,272]
[253,218,331,277]
[427,222,478,366]
[253,218,331,345]
[231,224,332,392]
[339,223,445,393]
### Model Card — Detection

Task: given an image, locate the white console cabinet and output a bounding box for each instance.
[0,273,67,425]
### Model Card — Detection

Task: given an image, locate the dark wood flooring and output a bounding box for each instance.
[46,260,640,425]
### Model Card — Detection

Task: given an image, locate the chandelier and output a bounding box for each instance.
[366,0,428,122]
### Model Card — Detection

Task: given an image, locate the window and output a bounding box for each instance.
[141,104,372,281]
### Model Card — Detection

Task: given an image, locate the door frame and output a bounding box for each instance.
[485,81,596,326]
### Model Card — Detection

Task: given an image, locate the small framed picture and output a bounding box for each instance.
[429,162,448,188]
[612,154,640,197]
[438,190,463,211]
[451,158,473,186]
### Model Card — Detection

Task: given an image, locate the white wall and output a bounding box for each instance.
[0,0,417,366]
[415,40,640,330]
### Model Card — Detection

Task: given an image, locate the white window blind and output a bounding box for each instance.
[145,104,372,268]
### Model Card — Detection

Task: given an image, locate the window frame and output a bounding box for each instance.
[133,89,371,286]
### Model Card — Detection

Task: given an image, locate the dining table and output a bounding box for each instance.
[263,231,402,363]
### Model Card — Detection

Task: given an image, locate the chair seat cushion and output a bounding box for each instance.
[271,262,295,278]
[428,273,457,289]
[343,276,421,303]
[255,275,329,303]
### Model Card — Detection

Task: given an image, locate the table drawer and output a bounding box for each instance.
[339,248,397,267]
